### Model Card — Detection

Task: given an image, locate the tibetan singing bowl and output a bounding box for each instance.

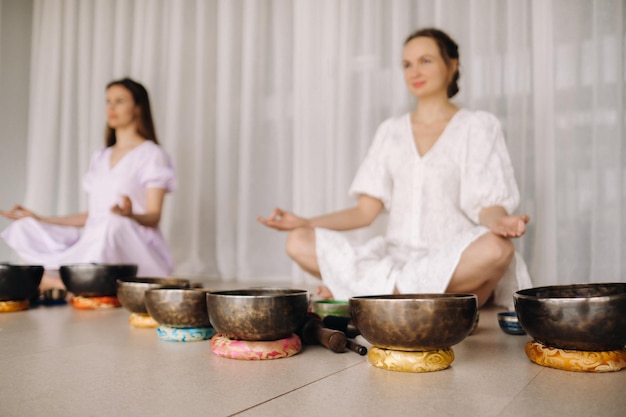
[117,277,191,314]
[514,283,626,351]
[497,311,526,335]
[207,289,309,341]
[350,294,478,351]
[0,264,44,301]
[312,300,350,319]
[145,288,211,328]
[60,263,138,297]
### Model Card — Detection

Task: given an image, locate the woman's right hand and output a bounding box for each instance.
[0,205,40,221]
[256,208,310,231]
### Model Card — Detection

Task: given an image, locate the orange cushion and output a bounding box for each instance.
[0,300,30,313]
[211,333,302,360]
[70,296,121,310]
[525,341,626,372]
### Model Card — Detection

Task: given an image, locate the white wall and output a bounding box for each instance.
[0,0,33,262]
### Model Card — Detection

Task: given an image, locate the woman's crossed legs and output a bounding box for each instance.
[285,227,513,307]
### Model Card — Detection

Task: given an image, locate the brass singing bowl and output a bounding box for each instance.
[60,263,138,297]
[0,264,44,301]
[145,288,211,328]
[117,277,191,314]
[350,294,478,351]
[514,283,626,351]
[207,288,309,341]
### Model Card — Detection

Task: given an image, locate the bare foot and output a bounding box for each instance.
[316,286,334,300]
[39,273,65,292]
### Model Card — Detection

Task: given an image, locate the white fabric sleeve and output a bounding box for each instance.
[348,119,393,209]
[459,111,520,223]
[138,146,177,193]
[81,148,105,194]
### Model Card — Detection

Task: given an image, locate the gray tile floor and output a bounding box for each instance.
[1,280,625,417]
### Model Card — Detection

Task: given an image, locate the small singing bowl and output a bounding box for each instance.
[497,311,526,335]
[0,264,44,301]
[144,288,211,328]
[312,300,350,319]
[43,288,68,302]
[350,294,478,351]
[117,277,191,314]
[514,282,626,351]
[60,263,138,297]
[207,288,309,341]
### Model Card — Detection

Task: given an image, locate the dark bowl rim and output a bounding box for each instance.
[0,263,45,269]
[349,293,477,301]
[145,287,209,295]
[207,288,309,298]
[313,300,349,305]
[117,277,190,285]
[514,282,626,301]
[497,312,520,322]
[60,263,138,269]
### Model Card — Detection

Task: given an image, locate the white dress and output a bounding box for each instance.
[1,141,176,277]
[315,109,532,308]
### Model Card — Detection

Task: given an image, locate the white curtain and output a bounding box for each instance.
[21,0,626,287]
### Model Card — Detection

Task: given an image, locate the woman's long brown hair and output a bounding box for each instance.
[105,78,158,147]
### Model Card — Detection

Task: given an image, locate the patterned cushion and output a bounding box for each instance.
[210,333,302,360]
[156,325,215,342]
[367,346,455,372]
[525,341,626,372]
[70,296,121,310]
[128,312,159,328]
[0,300,30,312]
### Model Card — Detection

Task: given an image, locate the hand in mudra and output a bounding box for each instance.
[111,195,133,217]
[490,215,530,238]
[0,205,40,221]
[256,208,309,231]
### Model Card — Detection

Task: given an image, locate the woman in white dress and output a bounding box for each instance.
[258,28,532,308]
[1,78,176,290]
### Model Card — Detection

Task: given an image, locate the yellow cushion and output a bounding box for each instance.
[128,312,159,328]
[368,346,455,372]
[525,341,626,373]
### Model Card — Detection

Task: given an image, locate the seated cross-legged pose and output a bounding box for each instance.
[1,78,176,290]
[258,28,532,308]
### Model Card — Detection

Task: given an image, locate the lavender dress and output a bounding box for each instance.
[2,141,176,277]
[315,109,532,308]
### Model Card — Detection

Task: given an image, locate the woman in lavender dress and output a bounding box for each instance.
[1,78,176,290]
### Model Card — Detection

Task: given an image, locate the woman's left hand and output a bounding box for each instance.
[111,195,133,218]
[489,215,530,238]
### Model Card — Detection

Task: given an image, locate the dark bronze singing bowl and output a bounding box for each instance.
[0,264,44,301]
[207,289,309,341]
[117,277,191,314]
[350,294,478,351]
[514,283,626,351]
[145,288,211,328]
[60,263,138,296]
